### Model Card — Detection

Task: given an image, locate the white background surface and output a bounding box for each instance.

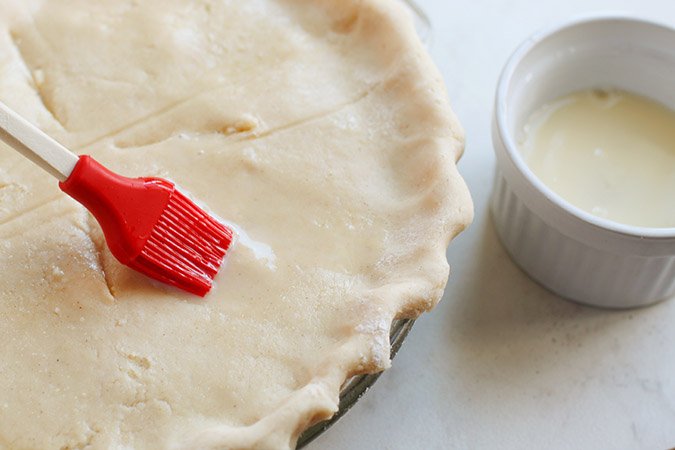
[311,1,675,449]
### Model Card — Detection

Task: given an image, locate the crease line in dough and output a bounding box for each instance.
[69,213,116,301]
[94,237,116,301]
[0,193,62,230]
[86,216,116,301]
[243,81,382,143]
[77,78,383,152]
[8,28,67,130]
[61,69,140,89]
[113,80,384,152]
[74,91,216,151]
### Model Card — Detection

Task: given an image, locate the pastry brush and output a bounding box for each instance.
[0,101,234,297]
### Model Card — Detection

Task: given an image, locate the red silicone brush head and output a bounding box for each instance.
[134,189,234,296]
[60,156,234,296]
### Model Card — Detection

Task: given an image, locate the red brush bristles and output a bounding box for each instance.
[59,156,234,297]
[134,190,234,296]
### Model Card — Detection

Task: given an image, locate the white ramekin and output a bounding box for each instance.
[491,14,675,309]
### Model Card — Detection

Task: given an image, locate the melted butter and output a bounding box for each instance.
[520,89,675,228]
[224,222,277,271]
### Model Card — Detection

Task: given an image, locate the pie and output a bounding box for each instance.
[0,0,472,448]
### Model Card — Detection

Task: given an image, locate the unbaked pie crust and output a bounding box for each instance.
[0,0,472,448]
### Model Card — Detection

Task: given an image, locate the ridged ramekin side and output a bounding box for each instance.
[491,172,675,308]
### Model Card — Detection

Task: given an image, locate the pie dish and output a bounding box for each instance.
[0,1,472,449]
[296,318,415,448]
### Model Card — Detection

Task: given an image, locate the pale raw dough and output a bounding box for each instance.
[0,1,472,449]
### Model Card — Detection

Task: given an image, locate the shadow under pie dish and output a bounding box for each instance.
[0,0,472,449]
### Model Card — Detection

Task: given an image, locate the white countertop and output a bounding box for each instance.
[311,1,675,449]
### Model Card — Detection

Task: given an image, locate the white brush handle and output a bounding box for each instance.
[0,101,79,181]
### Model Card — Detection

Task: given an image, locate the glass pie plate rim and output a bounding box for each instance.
[296,319,416,448]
